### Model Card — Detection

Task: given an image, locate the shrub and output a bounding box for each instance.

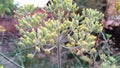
[0,0,15,18]
[14,0,118,68]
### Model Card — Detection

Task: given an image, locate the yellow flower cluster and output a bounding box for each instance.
[44,49,51,55]
[27,54,33,59]
[90,48,96,54]
[35,46,40,52]
[0,26,6,32]
[18,42,24,48]
[16,0,104,62]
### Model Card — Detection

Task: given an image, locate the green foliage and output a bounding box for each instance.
[100,54,117,68]
[15,4,35,17]
[0,65,3,68]
[0,0,15,17]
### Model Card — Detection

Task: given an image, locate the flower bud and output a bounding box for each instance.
[74,29,78,33]
[27,53,33,59]
[38,35,42,41]
[29,31,36,39]
[47,23,52,30]
[45,34,52,40]
[31,19,34,24]
[35,46,40,52]
[26,37,32,42]
[27,23,32,28]
[26,40,32,46]
[66,43,71,47]
[88,35,96,40]
[37,28,43,38]
[76,41,80,46]
[61,30,67,35]
[42,27,47,35]
[23,35,28,38]
[79,25,88,30]
[90,41,95,47]
[68,34,75,42]
[50,39,54,45]
[70,42,75,46]
[65,0,72,3]
[82,41,88,46]
[90,48,96,54]
[57,24,65,31]
[73,33,78,40]
[79,39,83,42]
[19,37,26,43]
[44,49,50,55]
[33,38,37,44]
[20,29,25,34]
[15,25,20,30]
[35,18,39,24]
[37,15,41,19]
[18,42,25,48]
[51,32,58,38]
[41,39,46,45]
[57,26,62,32]
[81,48,85,52]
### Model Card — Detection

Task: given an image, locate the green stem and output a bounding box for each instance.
[1,32,4,43]
[72,53,83,68]
[101,32,110,56]
[0,52,23,68]
[58,44,61,68]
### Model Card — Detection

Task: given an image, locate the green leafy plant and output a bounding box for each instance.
[15,4,35,18]
[100,54,118,68]
[0,0,15,18]
[14,0,114,68]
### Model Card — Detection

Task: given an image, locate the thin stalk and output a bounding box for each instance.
[58,44,61,68]
[101,32,111,56]
[71,53,83,68]
[1,32,4,43]
[0,52,23,68]
[57,31,62,68]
